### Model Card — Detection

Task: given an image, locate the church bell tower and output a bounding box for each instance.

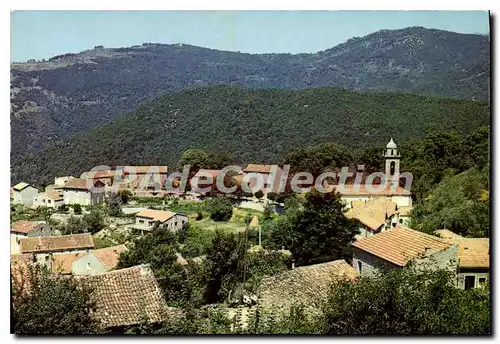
[383,138,400,187]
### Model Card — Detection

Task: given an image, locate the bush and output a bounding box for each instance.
[205,198,233,222]
[254,190,264,200]
[72,204,82,215]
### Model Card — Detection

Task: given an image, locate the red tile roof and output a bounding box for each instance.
[52,252,88,274]
[19,233,95,254]
[92,245,128,271]
[243,164,278,174]
[11,220,44,234]
[135,209,176,223]
[77,265,175,328]
[353,227,453,266]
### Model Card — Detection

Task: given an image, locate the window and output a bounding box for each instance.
[464,276,476,290]
[139,219,144,224]
[357,261,362,273]
[399,219,404,224]
[479,277,487,285]
[390,161,396,176]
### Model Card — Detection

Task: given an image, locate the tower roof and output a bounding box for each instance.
[386,138,397,149]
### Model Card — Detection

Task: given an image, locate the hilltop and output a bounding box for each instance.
[11,26,490,162]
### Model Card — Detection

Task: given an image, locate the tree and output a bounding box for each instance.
[321,266,490,335]
[11,264,103,334]
[356,146,385,173]
[118,190,133,204]
[107,192,122,216]
[177,148,209,173]
[73,204,82,215]
[204,230,247,303]
[82,210,105,233]
[267,189,359,266]
[263,203,274,221]
[205,197,233,221]
[63,216,87,234]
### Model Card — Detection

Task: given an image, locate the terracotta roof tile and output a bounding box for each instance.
[435,229,463,240]
[328,183,411,196]
[347,198,398,230]
[76,265,173,328]
[353,227,453,266]
[19,233,94,254]
[122,166,169,174]
[243,164,277,174]
[135,209,176,222]
[11,220,44,234]
[435,232,489,269]
[61,178,92,190]
[92,245,128,270]
[258,259,357,317]
[52,252,88,274]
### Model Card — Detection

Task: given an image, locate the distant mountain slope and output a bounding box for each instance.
[12,86,490,186]
[11,26,489,162]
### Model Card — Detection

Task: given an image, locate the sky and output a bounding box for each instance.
[10,10,490,62]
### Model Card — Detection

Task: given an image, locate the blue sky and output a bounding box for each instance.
[11,10,490,62]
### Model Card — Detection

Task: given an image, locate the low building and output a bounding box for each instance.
[12,182,39,206]
[118,165,169,191]
[54,175,76,187]
[132,209,188,234]
[352,227,458,277]
[347,198,399,239]
[241,164,284,195]
[10,221,56,254]
[61,178,105,206]
[258,259,358,319]
[33,190,64,209]
[72,245,128,275]
[19,233,95,265]
[435,230,489,290]
[76,264,180,331]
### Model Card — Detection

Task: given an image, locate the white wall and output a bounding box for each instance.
[10,233,27,254]
[63,189,91,206]
[13,187,39,206]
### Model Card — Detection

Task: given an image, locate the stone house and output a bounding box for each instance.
[435,229,490,290]
[352,227,459,277]
[118,165,169,191]
[347,198,400,239]
[132,209,188,234]
[61,178,105,206]
[33,190,64,209]
[18,233,95,268]
[54,175,76,187]
[258,259,358,319]
[10,221,57,254]
[72,245,128,275]
[12,182,39,206]
[75,264,180,332]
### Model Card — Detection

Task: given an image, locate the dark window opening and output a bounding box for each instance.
[464,276,476,290]
[357,261,362,273]
[390,161,396,176]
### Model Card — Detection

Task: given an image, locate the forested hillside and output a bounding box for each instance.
[11,26,489,161]
[11,86,490,186]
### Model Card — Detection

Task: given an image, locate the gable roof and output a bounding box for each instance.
[347,198,398,230]
[13,182,34,191]
[61,178,92,190]
[52,252,88,274]
[434,231,489,269]
[243,164,277,174]
[258,259,357,317]
[353,227,453,267]
[135,209,176,222]
[19,233,94,254]
[92,245,128,271]
[328,183,411,196]
[76,265,174,328]
[11,220,44,234]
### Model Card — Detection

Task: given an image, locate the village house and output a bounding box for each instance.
[10,220,58,254]
[241,164,284,197]
[132,209,188,234]
[71,245,128,275]
[75,264,180,332]
[33,190,64,209]
[54,175,76,187]
[352,227,459,277]
[61,178,105,206]
[190,169,222,194]
[258,259,358,320]
[18,233,95,268]
[12,182,39,206]
[435,229,490,290]
[118,165,169,191]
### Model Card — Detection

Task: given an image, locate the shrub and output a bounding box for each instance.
[205,198,233,222]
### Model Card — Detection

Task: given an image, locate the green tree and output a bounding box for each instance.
[267,189,359,266]
[107,192,122,216]
[118,189,133,204]
[63,216,87,234]
[205,197,233,221]
[177,148,209,173]
[356,146,385,173]
[204,230,247,303]
[263,203,274,221]
[72,204,82,215]
[11,264,103,334]
[82,210,105,233]
[321,266,490,335]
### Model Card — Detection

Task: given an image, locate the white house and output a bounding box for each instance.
[33,190,64,209]
[71,245,128,275]
[61,178,105,206]
[12,182,39,206]
[132,209,188,234]
[54,175,76,187]
[10,220,49,254]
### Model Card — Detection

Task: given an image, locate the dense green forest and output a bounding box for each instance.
[11,86,490,186]
[11,27,489,161]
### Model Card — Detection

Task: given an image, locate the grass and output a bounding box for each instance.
[191,207,263,233]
